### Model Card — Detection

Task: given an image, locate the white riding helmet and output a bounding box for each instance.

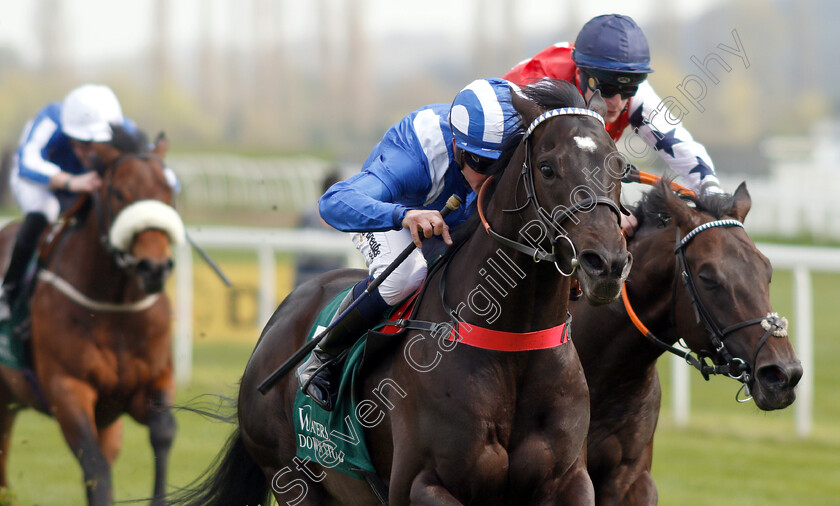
[60,84,124,142]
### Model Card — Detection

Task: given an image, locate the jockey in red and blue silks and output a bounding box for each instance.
[298,78,523,411]
[0,84,179,320]
[504,14,722,199]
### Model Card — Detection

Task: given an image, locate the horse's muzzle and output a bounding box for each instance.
[135,258,174,294]
[576,249,633,305]
[752,360,803,410]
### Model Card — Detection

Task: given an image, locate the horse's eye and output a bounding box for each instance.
[539,164,554,179]
[112,189,125,202]
[698,271,720,289]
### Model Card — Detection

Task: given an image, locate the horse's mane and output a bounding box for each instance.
[90,124,150,175]
[633,179,738,230]
[520,78,587,110]
[110,124,150,154]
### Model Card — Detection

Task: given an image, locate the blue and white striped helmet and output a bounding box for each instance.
[449,78,521,160]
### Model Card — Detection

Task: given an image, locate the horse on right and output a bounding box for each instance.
[570,180,802,505]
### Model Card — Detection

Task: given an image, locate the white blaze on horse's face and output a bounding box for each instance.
[573,136,597,153]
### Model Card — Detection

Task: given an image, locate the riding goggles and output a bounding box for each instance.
[461,150,495,174]
[582,71,644,100]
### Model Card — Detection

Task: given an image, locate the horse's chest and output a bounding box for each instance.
[85,334,166,392]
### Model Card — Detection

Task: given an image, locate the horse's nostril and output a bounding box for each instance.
[579,251,607,276]
[757,365,785,388]
[135,259,173,279]
[579,251,630,278]
[135,259,153,275]
[610,252,631,277]
[757,363,802,390]
[786,362,803,389]
[620,252,633,277]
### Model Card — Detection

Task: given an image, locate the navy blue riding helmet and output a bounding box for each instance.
[572,14,654,95]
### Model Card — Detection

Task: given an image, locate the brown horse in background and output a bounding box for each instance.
[570,181,802,505]
[0,127,185,505]
[173,81,631,505]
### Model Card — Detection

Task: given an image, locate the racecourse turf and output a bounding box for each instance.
[2,263,837,505]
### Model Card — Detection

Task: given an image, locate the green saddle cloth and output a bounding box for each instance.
[293,286,379,480]
[0,290,29,369]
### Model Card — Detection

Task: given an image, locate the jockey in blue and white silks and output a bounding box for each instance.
[318,103,474,234]
[298,78,523,412]
[13,89,179,221]
[1,84,179,320]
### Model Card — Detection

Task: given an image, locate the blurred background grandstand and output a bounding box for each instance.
[0,0,838,238]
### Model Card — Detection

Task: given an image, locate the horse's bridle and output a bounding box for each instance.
[35,152,173,313]
[93,153,165,271]
[672,219,789,400]
[624,217,789,402]
[476,107,623,276]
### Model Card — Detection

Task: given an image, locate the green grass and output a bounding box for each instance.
[652,270,840,504]
[3,268,838,505]
[652,426,840,506]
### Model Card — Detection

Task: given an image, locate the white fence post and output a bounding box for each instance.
[794,266,814,437]
[672,354,690,426]
[258,244,277,328]
[174,242,194,385]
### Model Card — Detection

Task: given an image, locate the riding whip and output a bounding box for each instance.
[257,194,463,395]
[186,233,233,287]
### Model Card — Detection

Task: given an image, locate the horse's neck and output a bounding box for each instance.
[626,227,681,338]
[446,214,571,333]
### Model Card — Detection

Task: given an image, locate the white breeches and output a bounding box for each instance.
[352,229,427,306]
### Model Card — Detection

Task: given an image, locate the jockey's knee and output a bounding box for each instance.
[18,212,49,244]
[376,251,427,305]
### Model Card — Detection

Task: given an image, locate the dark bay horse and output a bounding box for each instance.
[175,81,631,505]
[0,127,185,505]
[570,181,802,505]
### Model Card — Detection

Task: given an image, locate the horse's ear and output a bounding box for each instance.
[586,89,608,119]
[153,131,169,158]
[510,87,542,129]
[660,179,700,230]
[726,182,751,223]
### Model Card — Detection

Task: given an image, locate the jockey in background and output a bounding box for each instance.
[504,13,723,232]
[297,78,523,411]
[0,84,179,320]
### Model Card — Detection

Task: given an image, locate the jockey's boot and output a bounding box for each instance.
[0,213,48,322]
[297,278,390,411]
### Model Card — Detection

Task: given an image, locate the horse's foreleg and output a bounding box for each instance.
[549,451,595,506]
[99,418,123,465]
[406,469,464,506]
[619,471,656,506]
[50,376,112,506]
[147,389,176,505]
